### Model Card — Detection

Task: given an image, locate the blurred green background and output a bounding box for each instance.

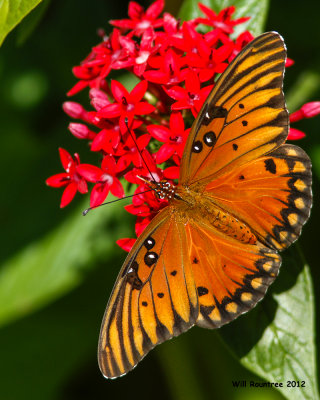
[0,0,319,399]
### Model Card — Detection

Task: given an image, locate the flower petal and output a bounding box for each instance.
[101,155,116,173]
[111,80,129,103]
[116,238,136,252]
[134,101,155,115]
[130,80,148,102]
[147,125,170,141]
[163,166,179,179]
[110,178,125,198]
[60,182,78,208]
[90,183,109,207]
[77,164,102,182]
[59,148,74,171]
[156,144,175,163]
[169,111,184,133]
[46,173,69,188]
[98,103,121,118]
[146,0,164,19]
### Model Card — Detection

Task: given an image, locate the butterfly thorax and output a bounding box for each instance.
[173,184,257,245]
[150,180,177,200]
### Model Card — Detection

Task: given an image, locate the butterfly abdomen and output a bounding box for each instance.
[176,186,256,244]
[201,200,257,244]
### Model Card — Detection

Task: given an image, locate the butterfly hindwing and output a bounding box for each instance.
[180,32,288,185]
[204,144,312,251]
[183,220,281,329]
[98,207,199,379]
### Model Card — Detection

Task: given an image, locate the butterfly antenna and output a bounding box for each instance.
[125,117,157,183]
[82,189,155,216]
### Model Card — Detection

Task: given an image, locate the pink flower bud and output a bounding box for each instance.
[63,102,86,119]
[301,101,320,118]
[69,123,94,139]
[285,57,294,67]
[90,89,111,111]
[290,101,320,122]
[287,127,306,140]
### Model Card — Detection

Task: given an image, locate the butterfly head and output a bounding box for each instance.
[137,176,177,200]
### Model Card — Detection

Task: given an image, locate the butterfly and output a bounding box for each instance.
[98,32,312,378]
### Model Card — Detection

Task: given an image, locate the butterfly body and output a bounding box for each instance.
[98,32,312,379]
[152,181,257,244]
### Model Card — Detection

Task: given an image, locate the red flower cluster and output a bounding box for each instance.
[47,0,320,251]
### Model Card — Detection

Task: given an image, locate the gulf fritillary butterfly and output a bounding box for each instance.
[98,32,312,378]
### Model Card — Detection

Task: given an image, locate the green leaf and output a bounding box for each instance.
[15,0,50,46]
[0,197,132,328]
[0,0,43,46]
[220,245,319,400]
[179,0,269,36]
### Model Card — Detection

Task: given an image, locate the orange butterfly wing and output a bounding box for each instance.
[204,144,312,251]
[98,207,199,378]
[98,204,282,378]
[183,219,281,329]
[180,32,288,185]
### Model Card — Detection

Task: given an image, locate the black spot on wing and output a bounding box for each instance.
[197,287,209,296]
[264,158,277,174]
[144,251,158,267]
[203,131,216,147]
[126,261,143,290]
[144,236,155,250]
[192,141,203,153]
[199,103,228,127]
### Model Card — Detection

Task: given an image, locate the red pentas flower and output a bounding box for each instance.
[147,112,190,163]
[46,148,88,208]
[77,155,124,207]
[97,79,155,133]
[165,70,213,117]
[47,0,320,252]
[196,4,250,34]
[110,0,164,36]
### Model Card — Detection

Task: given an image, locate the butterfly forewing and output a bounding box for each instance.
[98,207,199,379]
[180,32,288,185]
